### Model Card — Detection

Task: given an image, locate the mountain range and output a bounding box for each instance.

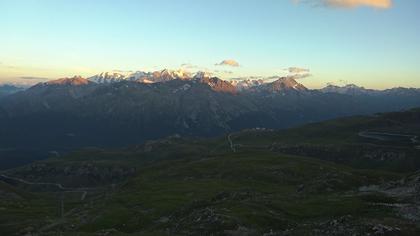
[1,69,420,167]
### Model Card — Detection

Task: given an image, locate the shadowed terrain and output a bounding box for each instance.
[1,108,419,235]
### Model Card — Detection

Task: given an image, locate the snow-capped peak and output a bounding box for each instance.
[193,71,213,80]
[229,78,266,91]
[89,69,198,84]
[87,70,308,94]
[88,71,136,84]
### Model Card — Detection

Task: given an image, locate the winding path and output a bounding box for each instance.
[227,134,236,152]
[227,132,275,153]
[0,174,88,201]
[358,131,418,145]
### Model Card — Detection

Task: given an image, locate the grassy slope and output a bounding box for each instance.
[0,181,60,235]
[1,108,419,234]
[228,109,420,172]
[63,151,406,235]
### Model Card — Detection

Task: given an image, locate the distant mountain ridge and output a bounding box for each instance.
[320,83,420,96]
[1,71,420,164]
[9,69,418,96]
[320,84,374,95]
[87,69,420,96]
[86,69,307,93]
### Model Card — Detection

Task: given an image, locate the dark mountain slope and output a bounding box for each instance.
[1,76,420,168]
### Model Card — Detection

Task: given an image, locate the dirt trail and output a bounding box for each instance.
[0,174,88,201]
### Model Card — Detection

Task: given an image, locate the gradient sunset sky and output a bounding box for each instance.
[1,0,419,89]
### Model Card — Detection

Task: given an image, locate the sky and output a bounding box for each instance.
[0,0,419,89]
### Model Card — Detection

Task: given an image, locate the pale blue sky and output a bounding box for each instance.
[1,0,419,88]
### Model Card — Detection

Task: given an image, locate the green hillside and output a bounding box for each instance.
[1,109,419,235]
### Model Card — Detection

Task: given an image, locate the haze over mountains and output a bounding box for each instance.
[0,84,25,98]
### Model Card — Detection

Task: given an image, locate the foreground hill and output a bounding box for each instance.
[1,72,420,168]
[0,108,419,235]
